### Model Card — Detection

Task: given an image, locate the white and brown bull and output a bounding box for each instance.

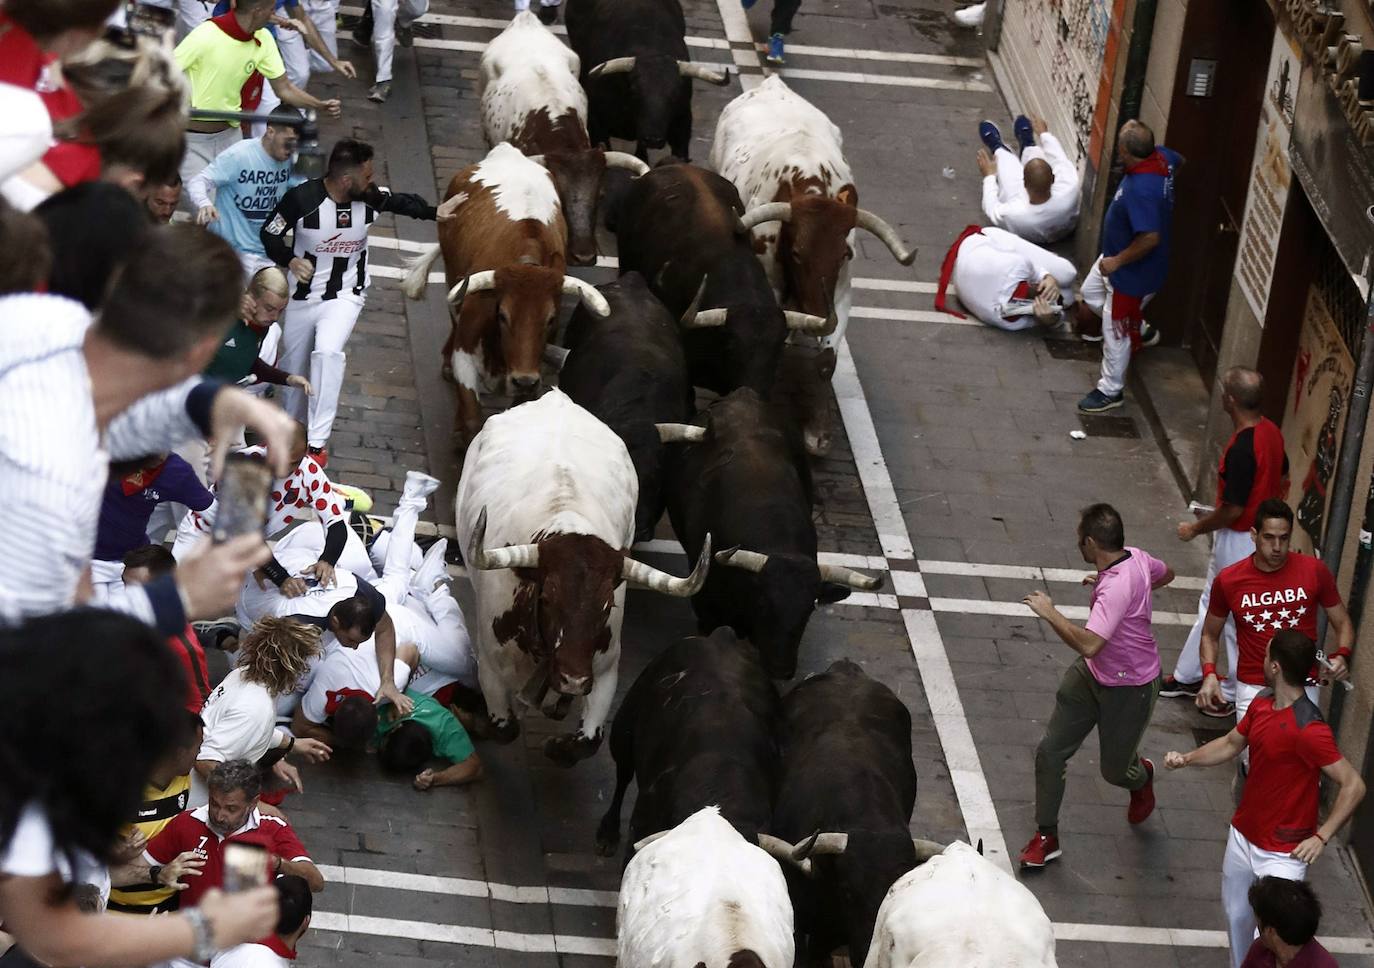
[864,841,1058,968]
[478,12,648,265]
[401,142,608,448]
[711,76,915,454]
[454,388,712,766]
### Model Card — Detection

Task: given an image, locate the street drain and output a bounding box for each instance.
[1042,339,1100,362]
[1078,414,1139,439]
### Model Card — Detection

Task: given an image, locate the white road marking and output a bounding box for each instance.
[920,558,1207,592]
[311,864,1374,955]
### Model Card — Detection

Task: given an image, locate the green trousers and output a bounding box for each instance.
[1034,657,1160,835]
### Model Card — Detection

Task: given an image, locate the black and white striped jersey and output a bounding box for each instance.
[260,180,437,303]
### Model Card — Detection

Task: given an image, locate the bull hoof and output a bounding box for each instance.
[542,692,575,721]
[594,819,620,857]
[475,715,520,744]
[804,431,832,458]
[441,362,455,384]
[544,731,601,768]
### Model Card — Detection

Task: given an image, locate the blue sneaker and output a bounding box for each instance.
[766,33,785,65]
[1077,389,1124,413]
[741,0,757,8]
[1013,115,1034,151]
[978,120,1006,153]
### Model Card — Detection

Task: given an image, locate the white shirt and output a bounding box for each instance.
[193,668,280,806]
[951,227,1078,331]
[300,640,412,724]
[981,133,1081,245]
[0,293,206,630]
[212,942,292,968]
[1,804,110,907]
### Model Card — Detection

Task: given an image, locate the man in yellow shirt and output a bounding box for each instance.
[107,713,208,913]
[175,0,341,196]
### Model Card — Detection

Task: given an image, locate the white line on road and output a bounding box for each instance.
[309,865,1374,956]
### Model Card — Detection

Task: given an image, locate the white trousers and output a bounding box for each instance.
[372,0,429,84]
[512,0,560,9]
[401,587,478,689]
[176,0,215,40]
[179,128,242,210]
[252,29,311,138]
[993,144,1047,205]
[1081,257,1154,397]
[303,0,341,74]
[1235,680,1320,723]
[278,298,364,447]
[1173,528,1253,700]
[1221,825,1307,968]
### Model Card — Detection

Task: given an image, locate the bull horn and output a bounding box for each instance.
[757,834,815,876]
[912,839,947,863]
[655,423,705,444]
[793,831,848,860]
[855,209,916,266]
[621,533,712,597]
[715,547,768,573]
[562,276,611,317]
[604,151,650,175]
[682,308,728,329]
[526,153,547,168]
[738,202,792,231]
[633,830,669,851]
[471,507,541,570]
[679,275,708,326]
[817,563,883,590]
[448,270,497,306]
[783,310,830,334]
[543,344,570,370]
[677,60,732,85]
[589,56,636,77]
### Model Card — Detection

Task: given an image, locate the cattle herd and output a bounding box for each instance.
[394,1,1060,963]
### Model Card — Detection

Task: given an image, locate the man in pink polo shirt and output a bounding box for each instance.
[1019,502,1176,867]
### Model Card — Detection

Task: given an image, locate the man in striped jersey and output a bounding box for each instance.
[261,138,444,464]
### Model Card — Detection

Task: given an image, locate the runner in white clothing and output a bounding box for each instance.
[977,115,1081,245]
[935,225,1078,332]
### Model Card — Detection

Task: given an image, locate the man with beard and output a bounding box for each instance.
[260,139,447,464]
[1164,630,1364,968]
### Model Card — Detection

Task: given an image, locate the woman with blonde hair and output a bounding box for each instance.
[191,616,332,807]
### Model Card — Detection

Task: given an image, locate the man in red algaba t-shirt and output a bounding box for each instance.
[1196,499,1352,722]
[1164,630,1365,968]
[145,759,323,908]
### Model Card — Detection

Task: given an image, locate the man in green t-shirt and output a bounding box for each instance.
[204,266,312,391]
[377,689,483,790]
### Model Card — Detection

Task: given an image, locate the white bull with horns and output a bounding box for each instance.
[455,388,712,767]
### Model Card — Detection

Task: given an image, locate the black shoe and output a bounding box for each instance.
[1158,675,1201,698]
[536,2,560,24]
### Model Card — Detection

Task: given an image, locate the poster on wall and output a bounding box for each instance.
[1282,287,1355,555]
[1235,30,1299,323]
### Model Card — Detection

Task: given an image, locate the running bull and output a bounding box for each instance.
[454,388,711,766]
[401,142,609,448]
[661,388,881,679]
[712,76,915,454]
[477,11,649,265]
[564,0,732,160]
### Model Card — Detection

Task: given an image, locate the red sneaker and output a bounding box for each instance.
[1018,832,1061,868]
[307,445,329,469]
[1128,758,1156,824]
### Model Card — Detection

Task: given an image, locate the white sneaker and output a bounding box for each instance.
[953,2,986,27]
[413,538,451,593]
[402,470,441,503]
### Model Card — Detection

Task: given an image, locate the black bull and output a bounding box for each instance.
[558,272,692,542]
[774,659,918,966]
[663,387,880,680]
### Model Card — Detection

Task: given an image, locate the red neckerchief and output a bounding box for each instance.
[121,458,168,496]
[209,13,266,123]
[935,224,983,319]
[1126,149,1170,177]
[261,936,297,960]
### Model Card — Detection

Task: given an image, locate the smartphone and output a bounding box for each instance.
[222,843,270,892]
[213,454,273,544]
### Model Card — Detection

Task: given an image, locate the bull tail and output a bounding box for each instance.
[401,243,443,300]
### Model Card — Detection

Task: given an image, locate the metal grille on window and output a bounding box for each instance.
[1312,230,1367,358]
